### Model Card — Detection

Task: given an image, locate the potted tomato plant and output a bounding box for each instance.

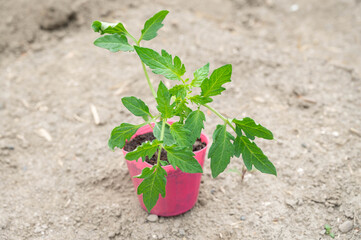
[92,10,276,216]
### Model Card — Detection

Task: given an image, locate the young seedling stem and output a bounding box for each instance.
[203,104,237,132]
[156,119,167,167]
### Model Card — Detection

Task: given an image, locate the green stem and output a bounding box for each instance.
[130,39,157,99]
[156,119,167,167]
[203,104,236,132]
[140,61,157,98]
[148,113,163,129]
[160,119,166,141]
[126,33,138,45]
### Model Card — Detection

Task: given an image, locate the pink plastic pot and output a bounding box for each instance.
[122,122,208,217]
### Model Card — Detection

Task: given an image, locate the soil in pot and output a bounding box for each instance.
[123,132,206,165]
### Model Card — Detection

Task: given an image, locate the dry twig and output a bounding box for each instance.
[90,104,100,125]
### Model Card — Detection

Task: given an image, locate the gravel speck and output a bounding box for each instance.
[147,214,158,222]
[198,199,207,206]
[178,228,185,236]
[108,231,115,238]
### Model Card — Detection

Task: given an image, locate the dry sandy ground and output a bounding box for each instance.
[1,0,361,239]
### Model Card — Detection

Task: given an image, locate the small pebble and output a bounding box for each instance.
[178,229,185,236]
[339,220,353,233]
[198,199,206,206]
[174,221,180,228]
[108,232,116,238]
[147,214,158,222]
[253,97,265,103]
[290,4,299,12]
[240,216,246,221]
[210,189,216,194]
[75,150,83,157]
[297,168,304,175]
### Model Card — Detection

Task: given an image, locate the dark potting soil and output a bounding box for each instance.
[123,132,206,165]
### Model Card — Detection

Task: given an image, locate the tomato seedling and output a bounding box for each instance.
[324,224,335,238]
[92,10,276,212]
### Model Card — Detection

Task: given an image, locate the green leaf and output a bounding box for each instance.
[173,99,191,116]
[324,224,335,238]
[140,10,169,41]
[108,123,143,150]
[94,34,134,52]
[233,117,273,140]
[137,166,167,212]
[169,85,188,99]
[201,64,232,97]
[92,21,102,32]
[191,63,209,87]
[189,95,213,105]
[324,224,331,233]
[125,140,160,161]
[184,110,206,143]
[235,125,243,136]
[324,224,331,231]
[156,82,173,118]
[122,96,151,119]
[160,160,169,166]
[134,46,185,81]
[153,122,175,146]
[134,167,154,179]
[238,136,277,176]
[164,146,203,173]
[209,124,235,178]
[233,136,242,158]
[92,21,128,35]
[170,122,192,147]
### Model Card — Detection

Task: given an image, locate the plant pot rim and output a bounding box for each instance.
[122,120,209,172]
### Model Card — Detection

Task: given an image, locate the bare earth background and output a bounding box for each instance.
[1,0,360,239]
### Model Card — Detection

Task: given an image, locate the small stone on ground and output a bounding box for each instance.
[339,220,353,233]
[147,214,158,222]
